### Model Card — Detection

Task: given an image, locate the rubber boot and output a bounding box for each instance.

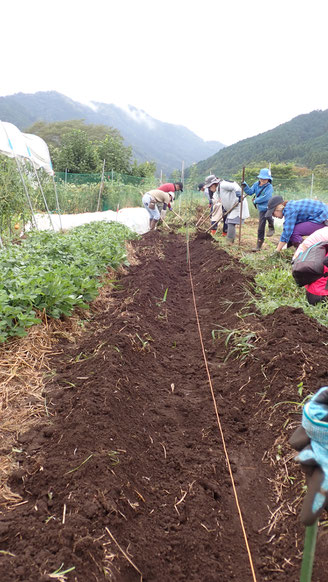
[227,238,235,245]
[267,226,275,237]
[252,239,264,252]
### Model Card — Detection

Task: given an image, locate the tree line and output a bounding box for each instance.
[26,120,156,177]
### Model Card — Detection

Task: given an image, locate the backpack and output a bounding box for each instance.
[292,240,328,287]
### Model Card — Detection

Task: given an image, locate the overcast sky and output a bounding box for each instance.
[2,0,328,145]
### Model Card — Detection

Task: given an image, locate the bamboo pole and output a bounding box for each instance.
[31,163,55,231]
[97,159,106,212]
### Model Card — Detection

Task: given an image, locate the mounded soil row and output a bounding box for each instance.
[0,231,327,581]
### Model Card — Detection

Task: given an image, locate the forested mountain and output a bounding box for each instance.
[0,91,224,175]
[193,110,328,177]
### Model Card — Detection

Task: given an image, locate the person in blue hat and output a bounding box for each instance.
[242,168,274,251]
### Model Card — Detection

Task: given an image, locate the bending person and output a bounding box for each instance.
[158,182,183,195]
[266,196,328,251]
[292,226,328,305]
[142,189,174,230]
[242,168,274,252]
[217,178,250,244]
[202,175,228,236]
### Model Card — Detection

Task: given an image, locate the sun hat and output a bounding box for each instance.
[204,174,220,189]
[258,168,272,181]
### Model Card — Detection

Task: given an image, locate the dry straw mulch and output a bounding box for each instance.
[0,314,85,509]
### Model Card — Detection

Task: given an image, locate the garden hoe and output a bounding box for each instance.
[203,203,237,234]
[170,208,188,226]
[161,218,173,231]
[195,207,212,228]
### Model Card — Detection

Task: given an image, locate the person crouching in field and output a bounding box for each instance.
[266,196,328,252]
[242,168,274,252]
[142,189,174,230]
[292,227,328,306]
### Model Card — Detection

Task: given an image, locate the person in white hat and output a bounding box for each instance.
[142,189,174,230]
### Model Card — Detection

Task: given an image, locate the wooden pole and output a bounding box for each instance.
[97,159,106,212]
[238,166,246,246]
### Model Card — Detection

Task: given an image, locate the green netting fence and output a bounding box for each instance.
[42,172,328,216]
[55,170,146,187]
[48,171,158,214]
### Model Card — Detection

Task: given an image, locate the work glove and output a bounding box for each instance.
[289,386,328,525]
[235,191,242,202]
[160,209,167,220]
[252,196,257,208]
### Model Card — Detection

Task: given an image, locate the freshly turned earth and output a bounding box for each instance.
[0,230,327,581]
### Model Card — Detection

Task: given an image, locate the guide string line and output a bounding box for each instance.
[186,236,258,582]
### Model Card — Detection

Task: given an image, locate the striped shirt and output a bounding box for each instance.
[281,199,328,243]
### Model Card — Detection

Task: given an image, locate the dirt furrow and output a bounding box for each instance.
[0,231,327,581]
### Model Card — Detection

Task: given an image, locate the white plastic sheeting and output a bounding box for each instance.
[23,132,54,175]
[28,207,150,235]
[0,121,29,158]
[0,120,53,174]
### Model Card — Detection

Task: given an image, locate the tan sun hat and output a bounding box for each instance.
[204,174,219,188]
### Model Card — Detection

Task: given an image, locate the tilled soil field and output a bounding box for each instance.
[1,231,328,582]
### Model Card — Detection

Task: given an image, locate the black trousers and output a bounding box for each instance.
[222,207,228,233]
[258,210,274,240]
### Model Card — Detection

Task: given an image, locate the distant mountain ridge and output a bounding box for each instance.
[0,91,225,175]
[192,109,328,177]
